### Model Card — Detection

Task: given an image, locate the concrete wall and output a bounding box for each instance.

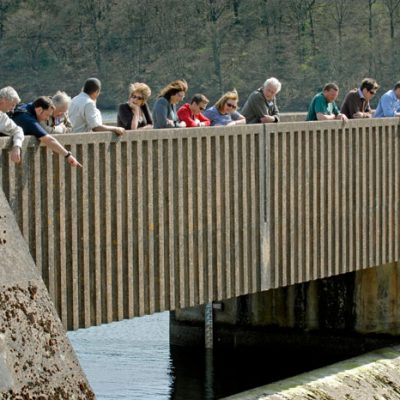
[0,188,94,398]
[171,263,400,351]
[222,345,400,400]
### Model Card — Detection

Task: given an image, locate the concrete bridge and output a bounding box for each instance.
[0,116,399,331]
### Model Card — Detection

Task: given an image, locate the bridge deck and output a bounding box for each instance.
[0,118,398,330]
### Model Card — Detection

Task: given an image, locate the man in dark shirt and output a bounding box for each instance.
[241,77,281,124]
[12,96,82,167]
[340,78,379,119]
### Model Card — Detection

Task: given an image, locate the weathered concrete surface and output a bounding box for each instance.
[222,346,400,400]
[0,188,94,399]
[172,264,400,350]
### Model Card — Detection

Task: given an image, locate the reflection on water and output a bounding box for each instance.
[101,110,117,124]
[68,312,172,400]
[68,312,347,400]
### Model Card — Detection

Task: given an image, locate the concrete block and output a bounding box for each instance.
[0,188,95,398]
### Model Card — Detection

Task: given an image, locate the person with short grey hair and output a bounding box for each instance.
[241,77,281,124]
[41,91,73,134]
[0,86,24,164]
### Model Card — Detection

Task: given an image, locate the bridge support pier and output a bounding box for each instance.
[0,189,94,398]
[171,263,400,357]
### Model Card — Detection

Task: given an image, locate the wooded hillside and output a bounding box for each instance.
[0,0,398,111]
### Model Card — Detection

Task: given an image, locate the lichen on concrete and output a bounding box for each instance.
[0,281,95,399]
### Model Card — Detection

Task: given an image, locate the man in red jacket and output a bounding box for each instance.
[177,94,211,127]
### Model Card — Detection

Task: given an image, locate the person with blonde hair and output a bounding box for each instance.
[117,82,153,130]
[153,80,188,129]
[203,89,246,126]
[41,91,73,134]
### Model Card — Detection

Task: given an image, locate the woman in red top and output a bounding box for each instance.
[177,94,211,127]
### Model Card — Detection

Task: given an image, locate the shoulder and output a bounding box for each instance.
[154,97,168,108]
[343,89,358,99]
[118,103,130,111]
[177,103,189,112]
[313,93,325,103]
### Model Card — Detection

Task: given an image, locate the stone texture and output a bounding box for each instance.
[222,346,400,400]
[0,188,95,399]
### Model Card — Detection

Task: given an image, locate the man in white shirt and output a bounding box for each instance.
[0,86,24,164]
[69,78,125,135]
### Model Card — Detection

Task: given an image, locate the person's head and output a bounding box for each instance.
[215,89,239,114]
[360,78,379,101]
[190,93,209,115]
[83,77,101,99]
[128,82,151,106]
[52,91,71,118]
[262,77,282,101]
[33,96,55,121]
[159,80,188,104]
[0,86,21,113]
[394,81,400,99]
[323,83,339,103]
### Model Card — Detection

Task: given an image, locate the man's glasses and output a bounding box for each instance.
[226,102,237,109]
[199,106,206,111]
[369,90,377,95]
[131,95,144,101]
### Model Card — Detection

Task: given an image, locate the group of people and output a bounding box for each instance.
[0,76,400,168]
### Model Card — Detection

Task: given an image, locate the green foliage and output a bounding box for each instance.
[0,0,398,111]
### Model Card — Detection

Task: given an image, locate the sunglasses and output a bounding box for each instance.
[226,102,237,109]
[131,95,144,101]
[369,90,377,95]
[199,106,206,111]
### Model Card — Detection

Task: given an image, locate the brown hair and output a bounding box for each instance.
[191,93,209,105]
[360,78,379,92]
[33,96,55,110]
[158,80,188,100]
[215,89,239,113]
[323,83,339,92]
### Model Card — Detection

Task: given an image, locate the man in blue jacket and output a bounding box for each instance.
[374,82,400,118]
[12,96,82,167]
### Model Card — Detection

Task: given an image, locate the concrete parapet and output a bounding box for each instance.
[0,188,94,398]
[222,346,400,400]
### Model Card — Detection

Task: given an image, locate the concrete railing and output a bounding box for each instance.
[0,118,399,330]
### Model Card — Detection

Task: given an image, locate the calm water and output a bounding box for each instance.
[68,312,172,400]
[67,312,352,400]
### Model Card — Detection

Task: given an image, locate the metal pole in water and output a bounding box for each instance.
[204,302,214,399]
[205,302,213,349]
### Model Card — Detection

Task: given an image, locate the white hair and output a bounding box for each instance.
[263,77,282,94]
[0,86,21,103]
[52,91,71,108]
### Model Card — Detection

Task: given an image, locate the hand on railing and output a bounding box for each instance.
[112,127,125,136]
[10,146,21,164]
[335,113,348,122]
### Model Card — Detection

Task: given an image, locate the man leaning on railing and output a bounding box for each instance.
[11,96,82,168]
[0,86,24,164]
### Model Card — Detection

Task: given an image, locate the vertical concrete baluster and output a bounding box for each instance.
[167,138,176,310]
[196,136,205,304]
[147,139,156,313]
[187,136,195,306]
[157,139,166,310]
[224,134,233,297]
